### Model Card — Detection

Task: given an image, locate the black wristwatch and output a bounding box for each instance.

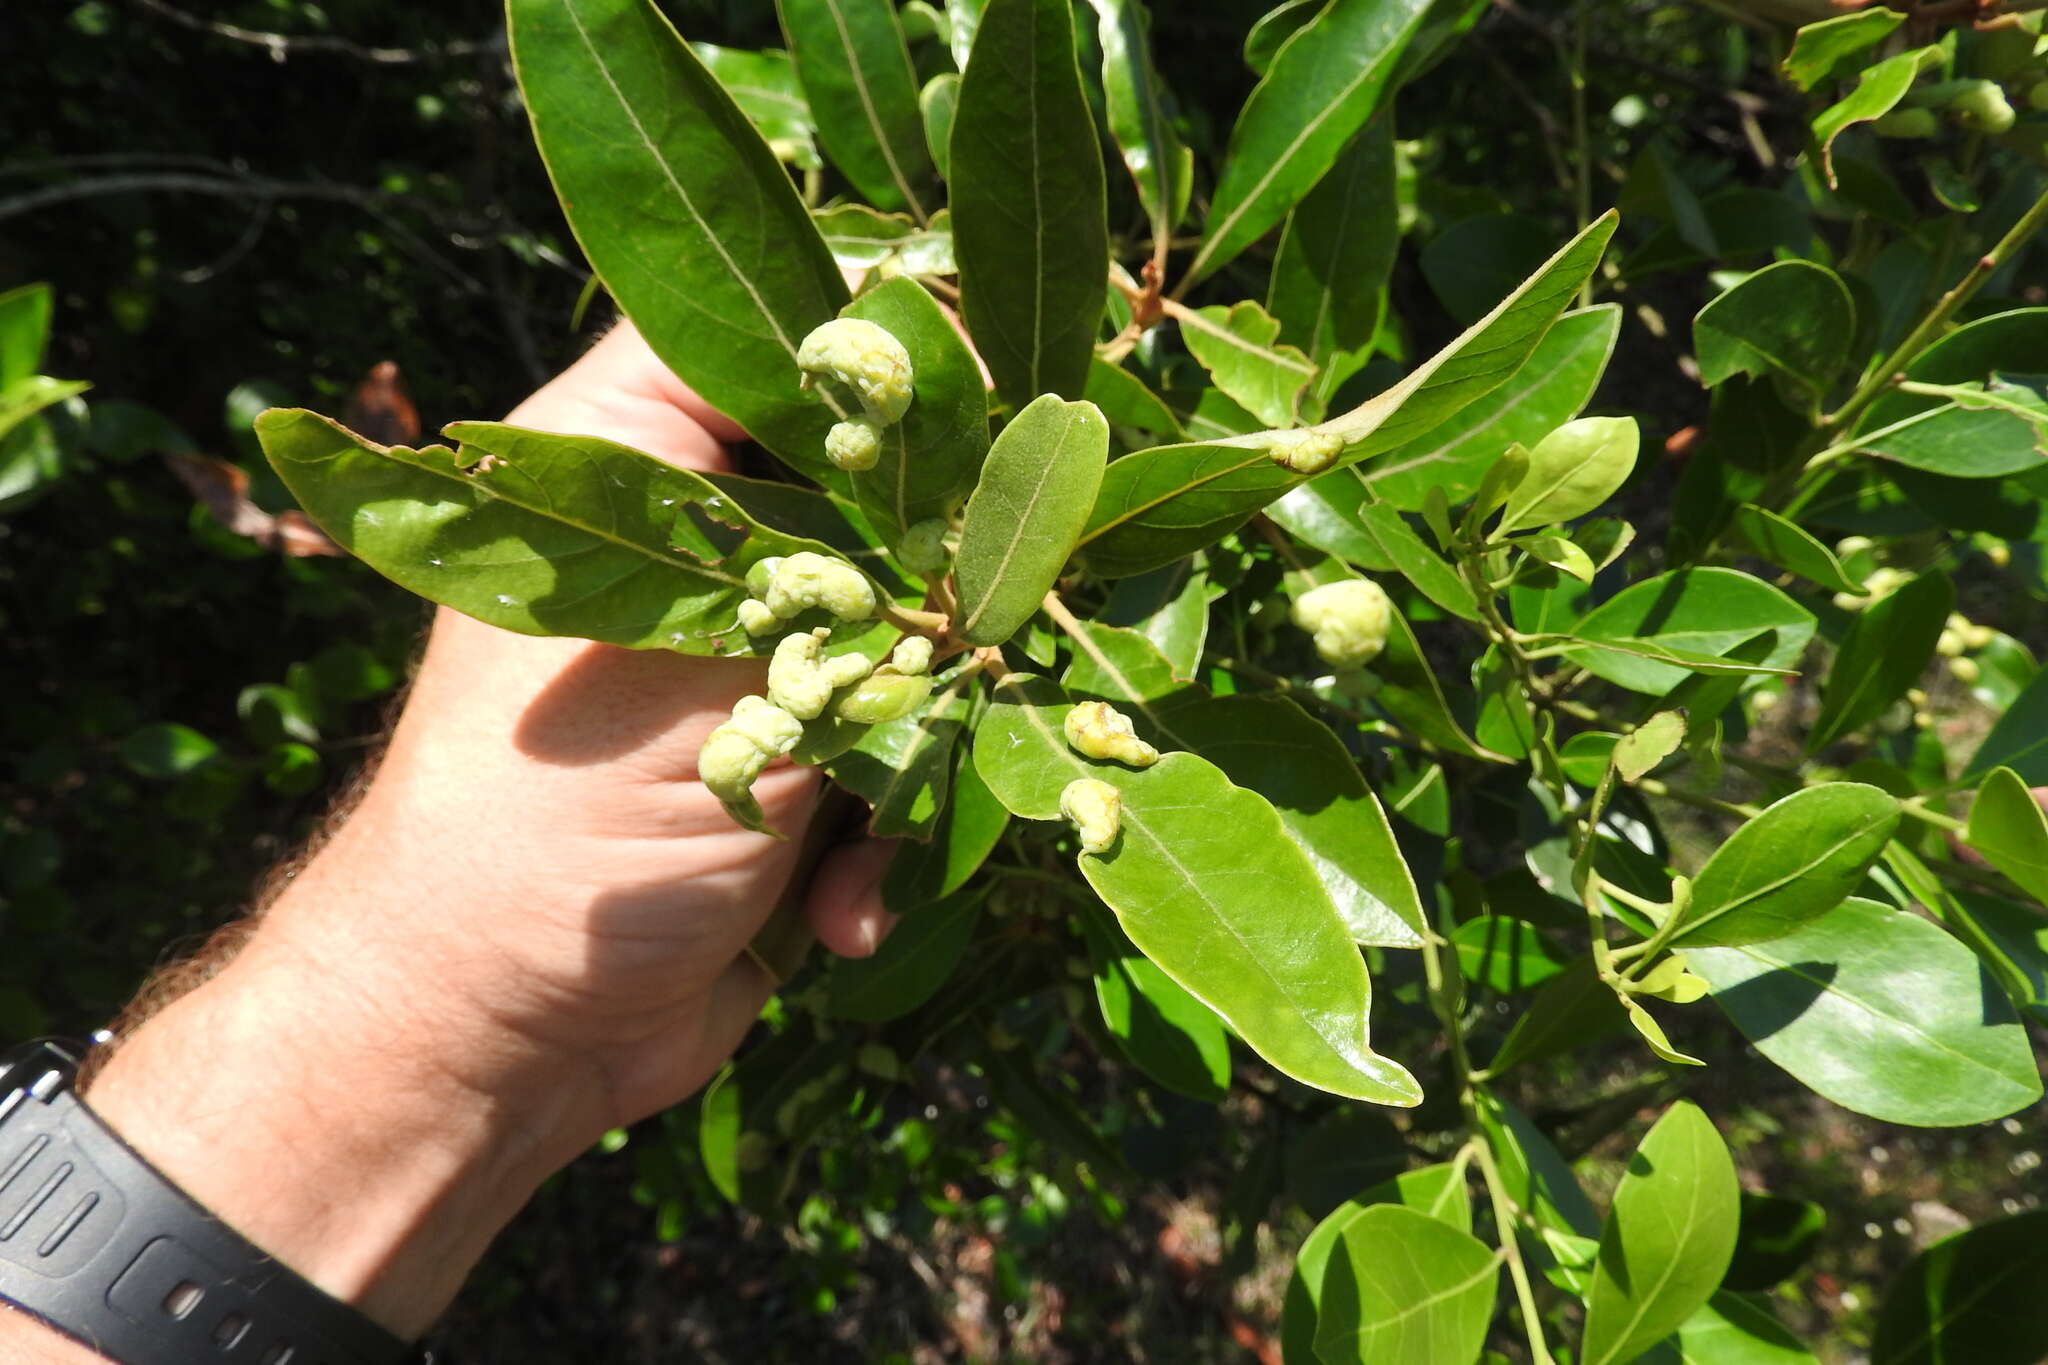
[0,1039,427,1365]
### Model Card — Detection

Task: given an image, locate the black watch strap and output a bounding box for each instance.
[0,1040,425,1365]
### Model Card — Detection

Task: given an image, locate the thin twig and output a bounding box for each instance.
[128,0,494,65]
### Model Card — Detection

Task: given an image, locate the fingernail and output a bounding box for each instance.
[857,908,899,956]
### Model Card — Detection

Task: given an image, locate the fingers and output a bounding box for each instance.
[803,838,901,960]
[502,320,746,471]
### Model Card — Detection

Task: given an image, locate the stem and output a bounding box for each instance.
[1823,184,2048,436]
[1470,1137,1559,1365]
[1635,776,1759,821]
[876,602,951,635]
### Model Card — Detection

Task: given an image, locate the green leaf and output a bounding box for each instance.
[1084,0,1190,246]
[1669,783,1900,947]
[1268,116,1398,365]
[1872,1210,2048,1365]
[1477,1092,1600,1238]
[919,71,959,179]
[1615,711,1686,783]
[944,0,985,69]
[1311,1205,1499,1365]
[508,0,851,483]
[1080,904,1232,1102]
[1497,415,1639,534]
[953,395,1108,645]
[1189,0,1433,286]
[1178,300,1317,429]
[1086,360,1185,439]
[973,675,1420,1104]
[1421,213,1565,327]
[1363,305,1619,511]
[0,415,65,516]
[1730,504,1865,595]
[1965,767,2048,906]
[1849,377,2048,479]
[1966,667,2048,785]
[1856,308,2048,438]
[952,0,1109,410]
[1283,1164,1474,1365]
[1244,0,1320,76]
[1100,559,1209,673]
[1677,1293,1821,1364]
[1452,916,1568,993]
[698,1068,743,1203]
[118,723,220,779]
[1689,897,2043,1126]
[1808,571,1951,752]
[1811,46,1936,185]
[776,0,933,215]
[1693,261,1856,400]
[1157,694,1429,948]
[0,376,90,446]
[811,203,955,275]
[882,743,1010,910]
[1373,605,1508,761]
[1060,614,1187,708]
[1563,567,1815,696]
[1581,1101,1741,1365]
[0,282,53,387]
[840,277,991,544]
[1486,954,1629,1074]
[691,43,821,170]
[1781,9,1906,91]
[826,887,982,1021]
[258,412,863,656]
[1079,214,1618,578]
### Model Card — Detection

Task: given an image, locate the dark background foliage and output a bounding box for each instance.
[7,3,2042,1362]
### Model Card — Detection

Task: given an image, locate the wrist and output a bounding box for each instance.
[81,875,609,1340]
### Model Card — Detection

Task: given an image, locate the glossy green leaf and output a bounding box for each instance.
[1677,1293,1821,1364]
[1966,666,2048,785]
[1283,1163,1473,1365]
[259,412,864,656]
[1477,1092,1600,1237]
[1872,1209,2048,1365]
[777,0,933,215]
[1100,559,1209,674]
[1157,694,1428,948]
[1693,261,1855,400]
[1497,415,1639,534]
[1669,783,1900,947]
[508,0,850,482]
[1581,1101,1741,1365]
[118,723,220,779]
[1086,360,1185,439]
[841,277,990,544]
[0,283,53,387]
[919,72,959,179]
[953,395,1108,645]
[1808,571,1951,752]
[1060,615,1187,713]
[1084,0,1190,246]
[952,0,1108,409]
[1615,711,1686,783]
[1189,0,1433,286]
[0,377,89,446]
[1731,504,1865,595]
[1312,1204,1498,1365]
[697,1068,743,1203]
[826,888,982,1021]
[1856,309,2048,437]
[1452,916,1567,993]
[1363,305,1620,511]
[1268,116,1398,365]
[882,743,1009,910]
[822,673,975,838]
[1850,377,2048,479]
[1965,767,2048,906]
[973,674,1420,1104]
[1178,300,1317,429]
[944,0,984,68]
[691,43,820,170]
[1563,567,1814,695]
[0,415,65,516]
[1244,0,1319,76]
[1782,8,1905,90]
[1812,46,1935,184]
[1373,606,1507,761]
[1689,897,2043,1126]
[1080,904,1232,1102]
[1080,215,1617,577]
[811,203,955,275]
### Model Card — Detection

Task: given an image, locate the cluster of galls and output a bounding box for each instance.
[701,551,936,831]
[1057,701,1162,856]
[797,318,915,473]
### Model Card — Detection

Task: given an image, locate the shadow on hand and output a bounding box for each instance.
[513,640,765,767]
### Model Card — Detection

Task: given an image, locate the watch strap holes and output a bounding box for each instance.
[161,1279,204,1318]
[211,1310,250,1350]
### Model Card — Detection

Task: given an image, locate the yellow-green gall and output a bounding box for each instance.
[1292,578,1393,668]
[1948,81,2016,134]
[768,628,875,720]
[1937,628,1966,659]
[1952,656,1982,685]
[1063,701,1160,768]
[746,556,784,598]
[1060,777,1122,855]
[897,518,951,576]
[797,317,915,425]
[737,599,780,637]
[831,670,933,724]
[762,551,878,622]
[886,635,934,677]
[700,695,806,831]
[825,419,883,473]
[1264,428,1346,476]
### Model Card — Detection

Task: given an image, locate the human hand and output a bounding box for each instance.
[41,325,896,1349]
